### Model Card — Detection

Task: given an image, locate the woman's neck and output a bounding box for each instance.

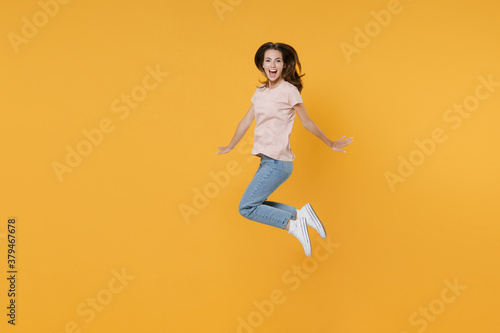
[268,78,284,89]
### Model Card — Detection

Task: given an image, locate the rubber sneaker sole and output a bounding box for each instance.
[304,203,327,238]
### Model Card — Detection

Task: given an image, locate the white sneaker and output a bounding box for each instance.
[297,203,327,238]
[288,217,311,257]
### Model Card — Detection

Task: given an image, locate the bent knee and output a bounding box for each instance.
[238,205,252,219]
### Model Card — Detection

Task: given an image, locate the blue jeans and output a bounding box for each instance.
[238,155,297,229]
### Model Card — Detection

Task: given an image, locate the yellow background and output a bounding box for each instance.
[1,0,500,332]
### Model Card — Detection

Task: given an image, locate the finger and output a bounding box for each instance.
[336,135,346,141]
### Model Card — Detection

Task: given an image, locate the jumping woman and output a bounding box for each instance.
[217,42,353,256]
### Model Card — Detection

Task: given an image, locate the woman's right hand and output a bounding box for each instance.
[216,145,232,155]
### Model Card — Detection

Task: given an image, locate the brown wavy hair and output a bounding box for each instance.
[254,42,305,93]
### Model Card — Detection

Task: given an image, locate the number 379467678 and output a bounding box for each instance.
[8,219,16,270]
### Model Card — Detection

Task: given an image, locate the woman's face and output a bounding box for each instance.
[262,49,284,82]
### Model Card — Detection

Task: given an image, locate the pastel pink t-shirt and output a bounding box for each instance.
[250,81,303,161]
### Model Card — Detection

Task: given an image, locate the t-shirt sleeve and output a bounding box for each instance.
[251,86,262,104]
[288,85,303,107]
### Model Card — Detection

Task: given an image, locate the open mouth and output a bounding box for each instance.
[269,69,278,78]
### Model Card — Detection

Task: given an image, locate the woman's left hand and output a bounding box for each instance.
[331,136,354,153]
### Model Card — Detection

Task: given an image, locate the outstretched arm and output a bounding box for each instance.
[295,103,353,153]
[217,104,255,154]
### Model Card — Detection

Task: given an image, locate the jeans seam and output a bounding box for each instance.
[247,166,286,225]
[248,165,273,205]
